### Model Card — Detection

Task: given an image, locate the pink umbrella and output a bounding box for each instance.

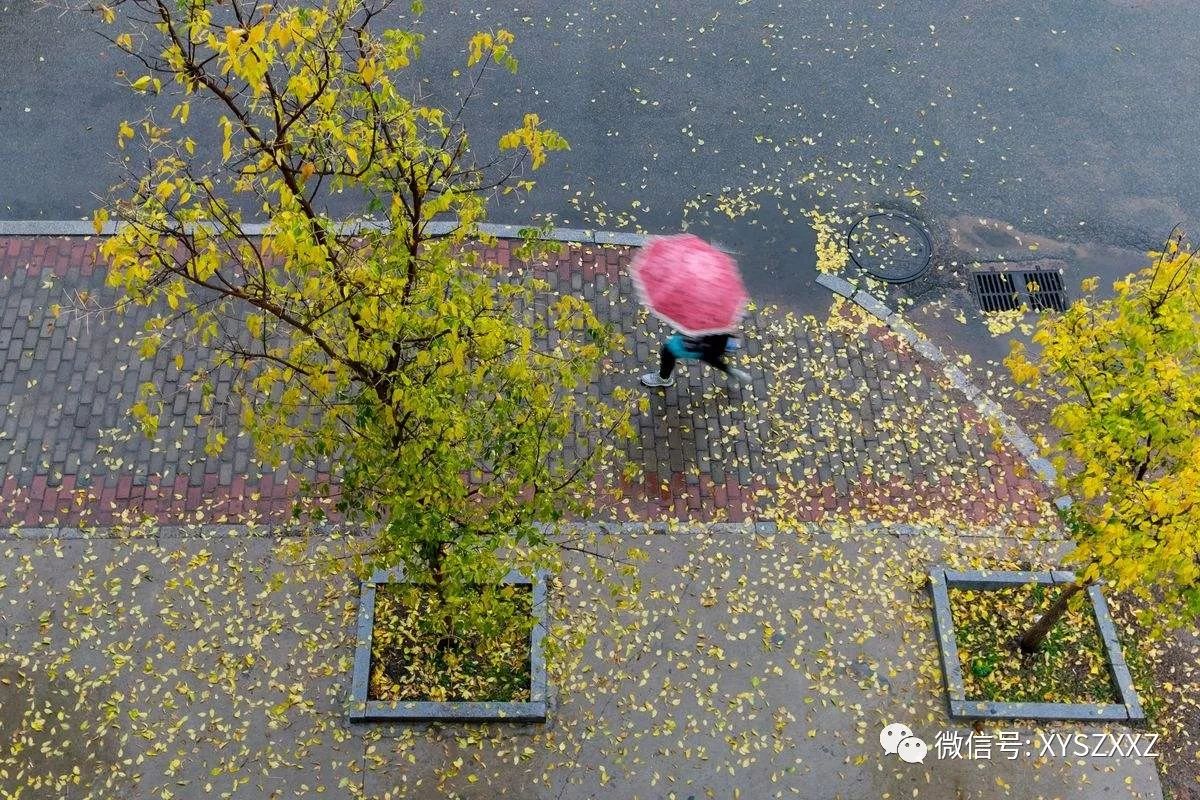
[630,234,748,336]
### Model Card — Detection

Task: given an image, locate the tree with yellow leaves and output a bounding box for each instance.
[1007,231,1200,651]
[95,0,631,691]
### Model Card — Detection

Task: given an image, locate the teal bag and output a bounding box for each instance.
[665,334,703,359]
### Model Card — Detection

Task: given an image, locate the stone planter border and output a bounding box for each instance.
[348,567,549,723]
[929,566,1144,723]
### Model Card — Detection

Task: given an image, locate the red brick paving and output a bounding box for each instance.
[0,235,1056,530]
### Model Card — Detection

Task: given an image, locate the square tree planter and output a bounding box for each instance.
[929,567,1144,723]
[348,568,549,723]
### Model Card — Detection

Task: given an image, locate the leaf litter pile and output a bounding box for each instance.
[369,583,533,703]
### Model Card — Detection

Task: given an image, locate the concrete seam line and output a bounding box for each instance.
[825,281,1073,504]
[0,219,648,246]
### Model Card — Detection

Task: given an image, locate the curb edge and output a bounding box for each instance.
[0,219,649,246]
[828,282,1074,509]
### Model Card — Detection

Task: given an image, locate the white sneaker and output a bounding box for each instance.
[728,367,752,387]
[640,372,675,387]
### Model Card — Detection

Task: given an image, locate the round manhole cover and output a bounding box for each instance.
[846,210,933,283]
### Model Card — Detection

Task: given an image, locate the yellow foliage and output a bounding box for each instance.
[1013,234,1200,624]
[499,113,568,170]
[97,0,627,601]
[117,120,135,149]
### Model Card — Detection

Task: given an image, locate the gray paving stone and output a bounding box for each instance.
[851,290,893,319]
[1027,456,1058,484]
[942,365,981,399]
[814,271,855,297]
[912,337,947,363]
[591,231,646,247]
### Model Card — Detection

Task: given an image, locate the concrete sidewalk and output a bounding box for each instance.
[0,522,1161,799]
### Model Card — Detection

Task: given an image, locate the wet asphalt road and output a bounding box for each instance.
[2,0,1198,310]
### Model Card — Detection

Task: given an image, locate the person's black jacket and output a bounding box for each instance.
[683,334,730,362]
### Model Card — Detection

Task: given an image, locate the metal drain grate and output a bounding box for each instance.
[971,271,1020,312]
[1020,269,1068,312]
[971,267,1068,313]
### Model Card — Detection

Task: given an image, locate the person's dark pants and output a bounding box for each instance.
[659,344,730,379]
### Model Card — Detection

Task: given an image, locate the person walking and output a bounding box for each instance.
[640,331,751,387]
[630,233,753,390]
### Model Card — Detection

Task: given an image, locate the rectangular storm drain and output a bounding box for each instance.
[1020,269,1068,312]
[971,267,1068,313]
[971,271,1020,312]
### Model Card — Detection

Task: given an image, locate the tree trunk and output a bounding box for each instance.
[426,541,456,655]
[1017,580,1089,654]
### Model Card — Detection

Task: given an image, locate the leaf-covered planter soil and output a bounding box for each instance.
[369,583,533,703]
[949,583,1119,705]
[348,569,548,722]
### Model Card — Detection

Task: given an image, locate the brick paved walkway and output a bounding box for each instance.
[0,236,1053,528]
